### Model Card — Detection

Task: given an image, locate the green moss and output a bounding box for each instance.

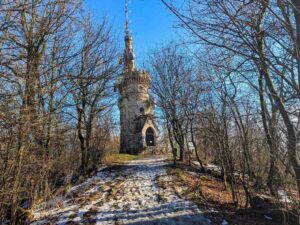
[105,153,144,163]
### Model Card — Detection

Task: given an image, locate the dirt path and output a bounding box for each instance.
[31,156,211,225]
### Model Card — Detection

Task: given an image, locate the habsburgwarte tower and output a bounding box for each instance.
[116,0,158,154]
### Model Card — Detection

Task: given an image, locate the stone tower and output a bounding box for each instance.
[116,0,158,154]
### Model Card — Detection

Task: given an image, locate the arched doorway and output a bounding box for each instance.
[146,127,155,146]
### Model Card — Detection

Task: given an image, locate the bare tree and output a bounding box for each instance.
[149,43,193,163]
[161,0,300,202]
[66,17,119,173]
[0,1,122,223]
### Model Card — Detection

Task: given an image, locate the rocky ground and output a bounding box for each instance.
[31,156,212,225]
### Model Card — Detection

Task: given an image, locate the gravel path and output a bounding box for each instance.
[31,156,211,225]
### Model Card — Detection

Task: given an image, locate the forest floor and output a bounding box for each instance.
[31,156,212,225]
[30,155,294,225]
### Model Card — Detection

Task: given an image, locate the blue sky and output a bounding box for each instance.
[84,0,178,66]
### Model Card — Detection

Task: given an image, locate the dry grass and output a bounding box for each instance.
[169,169,228,201]
[168,167,247,207]
[167,166,297,225]
[200,175,241,206]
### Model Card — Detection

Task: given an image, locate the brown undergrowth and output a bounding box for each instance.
[166,164,298,225]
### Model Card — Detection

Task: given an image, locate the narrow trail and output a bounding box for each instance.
[31,156,211,225]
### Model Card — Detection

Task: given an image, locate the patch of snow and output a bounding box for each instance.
[192,161,201,167]
[31,156,211,225]
[208,208,219,213]
[222,219,229,225]
[206,163,221,172]
[264,215,272,220]
[192,161,222,173]
[278,190,292,203]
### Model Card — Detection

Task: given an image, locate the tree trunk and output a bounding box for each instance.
[190,120,204,169]
[167,123,177,166]
[256,25,300,197]
[77,109,87,172]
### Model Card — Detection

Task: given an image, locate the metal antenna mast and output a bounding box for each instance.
[125,0,129,35]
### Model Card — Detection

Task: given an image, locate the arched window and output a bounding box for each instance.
[146,127,155,146]
[140,107,145,114]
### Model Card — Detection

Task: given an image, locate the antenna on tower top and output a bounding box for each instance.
[124,0,135,71]
[125,0,130,35]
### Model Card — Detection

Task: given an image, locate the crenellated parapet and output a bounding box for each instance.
[117,69,151,91]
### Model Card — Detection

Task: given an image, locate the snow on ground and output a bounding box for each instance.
[192,161,221,173]
[221,220,229,225]
[278,190,292,203]
[31,156,211,225]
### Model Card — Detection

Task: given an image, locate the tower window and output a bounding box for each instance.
[140,107,145,114]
